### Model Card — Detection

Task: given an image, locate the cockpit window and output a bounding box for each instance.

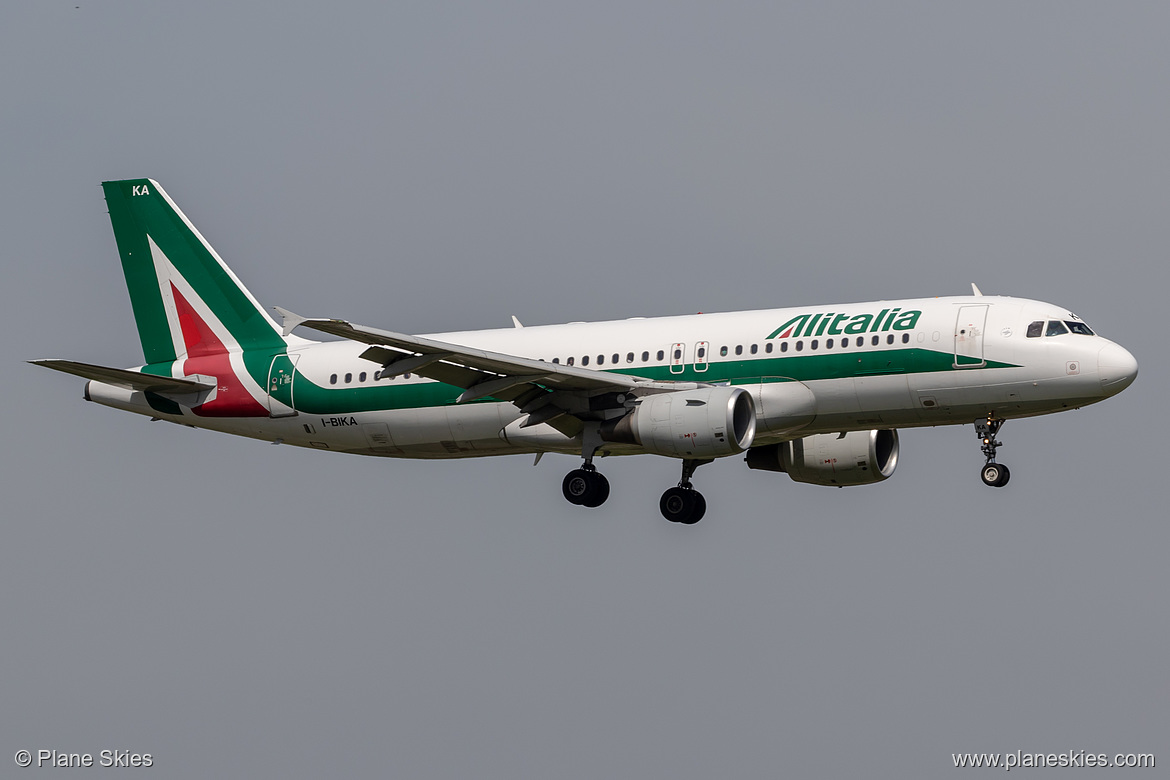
[1045,320,1069,337]
[1026,321,1044,338]
[1065,321,1094,336]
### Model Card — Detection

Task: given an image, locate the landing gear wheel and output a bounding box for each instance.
[562,469,610,507]
[660,486,706,524]
[980,463,1010,488]
[686,491,707,524]
[580,472,610,507]
[562,469,590,505]
[995,464,1011,487]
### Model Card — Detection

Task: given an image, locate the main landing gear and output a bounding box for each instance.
[562,464,610,507]
[975,416,1011,487]
[562,423,612,508]
[559,442,711,525]
[659,458,712,525]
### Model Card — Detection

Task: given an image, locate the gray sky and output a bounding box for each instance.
[3,2,1166,777]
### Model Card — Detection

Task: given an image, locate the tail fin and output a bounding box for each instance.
[102,179,287,365]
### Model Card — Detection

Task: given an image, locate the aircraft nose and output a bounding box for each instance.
[1097,342,1138,395]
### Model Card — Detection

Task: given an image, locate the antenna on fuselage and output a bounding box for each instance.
[971,283,984,296]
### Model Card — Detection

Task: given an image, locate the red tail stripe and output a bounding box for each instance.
[172,285,268,418]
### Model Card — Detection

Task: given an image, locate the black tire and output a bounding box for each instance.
[562,469,591,505]
[994,463,1011,487]
[580,472,610,508]
[679,491,706,524]
[981,463,1008,487]
[660,486,699,523]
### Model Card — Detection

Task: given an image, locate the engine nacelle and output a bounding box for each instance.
[745,429,899,486]
[601,386,756,458]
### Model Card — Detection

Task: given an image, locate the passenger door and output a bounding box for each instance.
[954,305,988,368]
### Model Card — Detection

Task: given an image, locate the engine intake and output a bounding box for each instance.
[601,386,756,458]
[745,429,899,486]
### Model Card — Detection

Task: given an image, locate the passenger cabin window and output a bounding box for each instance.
[582,355,590,366]
[780,342,788,353]
[656,350,664,361]
[720,346,728,357]
[344,373,352,384]
[750,344,758,354]
[596,355,604,365]
[642,351,650,362]
[902,333,910,343]
[871,335,879,346]
[1026,321,1044,338]
[567,357,575,366]
[735,345,743,356]
[627,353,635,363]
[795,341,804,352]
[612,353,620,363]
[329,374,337,385]
[765,342,773,353]
[856,337,864,347]
[1045,321,1069,337]
[552,358,560,364]
[887,334,894,345]
[359,372,367,382]
[810,340,818,350]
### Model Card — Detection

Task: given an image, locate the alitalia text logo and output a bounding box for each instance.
[767,308,922,339]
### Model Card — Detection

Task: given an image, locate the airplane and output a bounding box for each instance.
[33,179,1138,524]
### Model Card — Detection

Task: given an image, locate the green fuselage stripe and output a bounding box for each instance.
[145,346,1018,417]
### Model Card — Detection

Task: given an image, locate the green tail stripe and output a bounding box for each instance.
[102,179,286,364]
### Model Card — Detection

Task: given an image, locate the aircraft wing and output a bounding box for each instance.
[277,309,643,395]
[30,359,215,394]
[276,309,687,434]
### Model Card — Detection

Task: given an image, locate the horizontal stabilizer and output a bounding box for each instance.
[30,359,215,394]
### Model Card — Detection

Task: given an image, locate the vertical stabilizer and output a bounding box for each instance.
[102,179,287,365]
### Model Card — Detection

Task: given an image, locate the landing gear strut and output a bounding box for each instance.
[660,459,712,524]
[975,416,1010,487]
[562,423,610,508]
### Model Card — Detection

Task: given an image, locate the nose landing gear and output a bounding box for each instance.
[975,416,1010,487]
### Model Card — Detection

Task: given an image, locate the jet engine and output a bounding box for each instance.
[745,429,899,486]
[601,386,756,459]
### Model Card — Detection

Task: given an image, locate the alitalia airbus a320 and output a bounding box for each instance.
[34,180,1138,524]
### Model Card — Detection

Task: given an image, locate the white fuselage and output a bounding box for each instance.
[84,294,1137,461]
